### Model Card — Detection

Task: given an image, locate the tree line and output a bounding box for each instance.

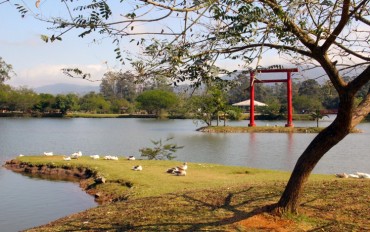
[1,69,369,122]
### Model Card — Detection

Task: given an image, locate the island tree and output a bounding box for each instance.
[13,0,370,213]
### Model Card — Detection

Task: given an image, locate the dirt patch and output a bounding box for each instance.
[232,213,295,232]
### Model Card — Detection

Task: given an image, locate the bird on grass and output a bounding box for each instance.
[44,152,53,156]
[356,172,370,179]
[132,165,143,171]
[71,151,82,159]
[173,169,186,176]
[90,155,100,160]
[127,156,136,160]
[166,162,188,175]
[104,155,119,160]
[335,173,348,178]
[335,172,370,179]
[63,156,71,161]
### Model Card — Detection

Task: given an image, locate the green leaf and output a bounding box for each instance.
[40,35,49,43]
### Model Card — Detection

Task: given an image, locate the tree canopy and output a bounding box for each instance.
[136,89,178,117]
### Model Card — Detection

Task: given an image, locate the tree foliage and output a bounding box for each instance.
[139,137,184,160]
[136,89,178,117]
[0,57,14,83]
[310,110,329,128]
[100,71,142,102]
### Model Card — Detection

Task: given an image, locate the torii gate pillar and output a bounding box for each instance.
[248,72,256,127]
[249,68,298,127]
[285,71,294,127]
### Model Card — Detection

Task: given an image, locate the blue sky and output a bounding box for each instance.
[0,0,290,89]
[0,1,121,88]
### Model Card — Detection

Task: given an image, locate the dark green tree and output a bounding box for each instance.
[0,84,12,110]
[33,93,56,113]
[54,94,79,115]
[298,79,321,97]
[188,85,228,126]
[80,92,110,113]
[8,87,38,112]
[293,95,322,114]
[136,89,178,117]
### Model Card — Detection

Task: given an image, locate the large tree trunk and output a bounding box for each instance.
[274,93,354,213]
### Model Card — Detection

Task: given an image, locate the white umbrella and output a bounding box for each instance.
[232,99,267,106]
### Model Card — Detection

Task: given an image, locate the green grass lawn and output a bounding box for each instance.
[11,155,370,231]
[16,155,299,199]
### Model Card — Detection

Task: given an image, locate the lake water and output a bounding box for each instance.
[1,117,369,231]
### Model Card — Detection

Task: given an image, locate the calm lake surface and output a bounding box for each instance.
[1,117,369,231]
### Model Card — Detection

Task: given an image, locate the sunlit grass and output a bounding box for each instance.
[15,156,370,232]
[17,155,332,199]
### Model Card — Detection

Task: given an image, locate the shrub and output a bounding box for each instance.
[139,137,184,160]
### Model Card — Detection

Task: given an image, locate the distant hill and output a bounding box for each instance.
[34,83,100,95]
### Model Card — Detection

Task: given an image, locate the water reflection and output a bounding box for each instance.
[0,168,96,232]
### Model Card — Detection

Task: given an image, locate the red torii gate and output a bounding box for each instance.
[249,68,298,127]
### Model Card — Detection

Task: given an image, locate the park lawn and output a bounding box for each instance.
[14,156,370,231]
[16,155,295,199]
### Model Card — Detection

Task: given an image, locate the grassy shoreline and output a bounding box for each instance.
[4,155,370,231]
[197,125,363,133]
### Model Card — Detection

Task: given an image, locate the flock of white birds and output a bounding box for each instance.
[40,152,187,176]
[335,172,370,179]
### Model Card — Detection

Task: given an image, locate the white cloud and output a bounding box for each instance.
[6,63,106,88]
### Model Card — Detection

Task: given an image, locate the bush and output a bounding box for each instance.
[139,137,184,160]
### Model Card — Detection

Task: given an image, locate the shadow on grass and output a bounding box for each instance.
[130,187,280,231]
[27,181,370,231]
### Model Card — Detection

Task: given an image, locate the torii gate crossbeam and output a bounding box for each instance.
[249,68,298,127]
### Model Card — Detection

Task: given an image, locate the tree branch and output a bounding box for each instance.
[140,0,212,12]
[348,65,370,93]
[195,42,313,58]
[321,0,350,52]
[351,85,370,128]
[262,0,317,50]
[333,41,370,62]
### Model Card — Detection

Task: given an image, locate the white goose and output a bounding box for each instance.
[132,165,143,171]
[104,155,119,160]
[63,156,71,161]
[71,151,82,159]
[127,156,136,160]
[348,173,360,178]
[44,152,53,156]
[356,172,370,179]
[90,155,100,160]
[166,162,188,174]
[335,173,348,178]
[173,169,186,176]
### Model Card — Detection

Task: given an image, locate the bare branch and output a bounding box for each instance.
[321,0,350,52]
[140,0,212,12]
